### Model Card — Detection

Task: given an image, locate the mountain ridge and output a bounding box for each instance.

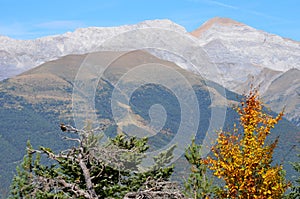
[1,18,300,81]
[0,19,187,81]
[192,16,300,43]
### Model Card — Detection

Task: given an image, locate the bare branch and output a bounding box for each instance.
[62,136,81,143]
[78,155,98,199]
[35,176,93,198]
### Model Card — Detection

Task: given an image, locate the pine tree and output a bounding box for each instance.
[9,125,175,199]
[285,151,300,199]
[184,139,217,199]
[10,141,37,199]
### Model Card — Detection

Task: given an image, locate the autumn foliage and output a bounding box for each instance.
[204,89,289,198]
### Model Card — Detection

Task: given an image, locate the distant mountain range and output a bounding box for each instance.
[1,17,299,126]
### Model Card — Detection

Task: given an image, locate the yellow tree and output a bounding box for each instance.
[204,89,289,198]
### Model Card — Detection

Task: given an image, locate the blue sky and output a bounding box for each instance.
[0,0,299,41]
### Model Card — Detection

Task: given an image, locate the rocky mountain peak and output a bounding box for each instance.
[191,17,245,37]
